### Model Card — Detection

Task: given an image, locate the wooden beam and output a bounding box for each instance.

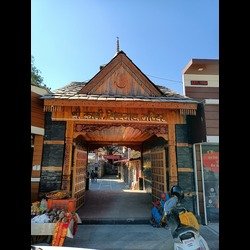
[87,141,142,148]
[168,124,178,187]
[52,117,169,125]
[49,105,187,125]
[44,99,197,110]
[163,150,167,193]
[61,121,74,191]
[31,170,41,178]
[43,140,65,145]
[176,142,189,147]
[42,166,62,171]
[156,133,168,141]
[178,168,194,172]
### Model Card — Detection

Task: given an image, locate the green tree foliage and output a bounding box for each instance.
[31,55,44,86]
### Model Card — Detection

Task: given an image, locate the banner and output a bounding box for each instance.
[202,144,219,222]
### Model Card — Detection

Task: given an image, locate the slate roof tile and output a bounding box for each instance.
[42,81,197,104]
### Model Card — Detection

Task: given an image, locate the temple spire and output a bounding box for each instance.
[116,37,120,53]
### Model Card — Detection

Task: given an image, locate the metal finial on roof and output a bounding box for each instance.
[116,37,120,53]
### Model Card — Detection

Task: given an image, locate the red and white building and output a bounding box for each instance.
[183,59,219,143]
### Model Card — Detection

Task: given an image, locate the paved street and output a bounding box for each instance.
[64,176,219,249]
[77,177,151,223]
[64,223,219,250]
[64,224,174,250]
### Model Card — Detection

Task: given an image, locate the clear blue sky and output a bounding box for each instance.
[31,0,218,94]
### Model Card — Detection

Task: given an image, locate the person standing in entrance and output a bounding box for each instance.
[94,170,98,182]
[90,170,95,183]
[86,170,90,190]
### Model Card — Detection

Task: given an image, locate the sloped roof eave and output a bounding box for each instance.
[43,96,198,105]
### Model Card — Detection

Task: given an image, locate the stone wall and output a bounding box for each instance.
[39,112,66,195]
[40,171,62,192]
[175,124,196,213]
[42,144,65,166]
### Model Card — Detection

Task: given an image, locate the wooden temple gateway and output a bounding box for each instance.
[40,50,198,211]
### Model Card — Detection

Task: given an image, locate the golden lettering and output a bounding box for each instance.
[98,109,104,119]
[140,114,148,121]
[122,113,129,120]
[113,112,122,120]
[106,110,115,120]
[149,112,156,121]
[158,114,166,122]
[131,114,139,121]
[82,109,166,122]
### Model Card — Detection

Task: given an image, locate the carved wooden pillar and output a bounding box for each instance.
[168,124,178,187]
[61,121,74,191]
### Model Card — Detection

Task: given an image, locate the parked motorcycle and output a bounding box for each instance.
[163,185,209,250]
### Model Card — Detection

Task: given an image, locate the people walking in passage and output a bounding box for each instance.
[90,170,95,183]
[94,170,98,182]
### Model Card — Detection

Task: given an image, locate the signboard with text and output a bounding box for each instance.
[191,80,208,85]
[202,144,219,222]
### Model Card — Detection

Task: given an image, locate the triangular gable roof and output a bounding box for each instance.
[79,51,164,97]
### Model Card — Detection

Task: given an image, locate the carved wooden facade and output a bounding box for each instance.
[40,51,198,208]
[31,85,50,202]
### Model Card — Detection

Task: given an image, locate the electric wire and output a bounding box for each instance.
[145,74,183,84]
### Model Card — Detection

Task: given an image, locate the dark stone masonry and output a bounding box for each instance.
[42,144,65,166]
[39,171,62,192]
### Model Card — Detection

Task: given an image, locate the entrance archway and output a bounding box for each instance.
[40,51,197,213]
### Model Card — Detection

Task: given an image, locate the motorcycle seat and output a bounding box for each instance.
[173,225,198,238]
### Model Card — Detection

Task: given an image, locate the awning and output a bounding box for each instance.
[104,155,122,160]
